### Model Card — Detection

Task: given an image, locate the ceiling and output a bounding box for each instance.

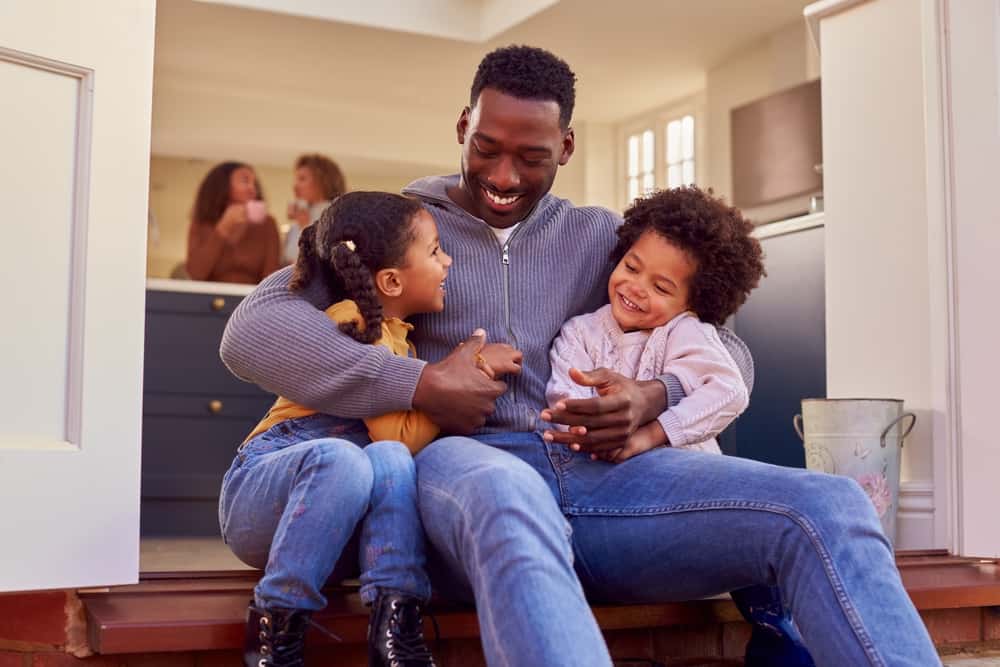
[152,0,811,174]
[195,0,561,43]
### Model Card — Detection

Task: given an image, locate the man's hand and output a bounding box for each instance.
[412,329,506,434]
[540,367,666,453]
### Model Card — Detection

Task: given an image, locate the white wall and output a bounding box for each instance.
[705,20,818,220]
[577,121,618,211]
[815,0,939,548]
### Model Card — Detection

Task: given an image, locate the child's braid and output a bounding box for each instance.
[331,243,383,344]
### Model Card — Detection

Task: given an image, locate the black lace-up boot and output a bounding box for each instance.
[367,593,436,667]
[242,601,313,667]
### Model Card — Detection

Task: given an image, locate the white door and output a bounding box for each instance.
[944,0,1000,557]
[0,1,155,591]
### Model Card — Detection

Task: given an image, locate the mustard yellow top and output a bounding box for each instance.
[244,299,440,453]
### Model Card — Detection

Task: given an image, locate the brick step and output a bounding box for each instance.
[2,554,997,664]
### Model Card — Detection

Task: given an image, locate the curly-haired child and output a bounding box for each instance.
[546,185,764,461]
[545,186,815,667]
[221,191,450,667]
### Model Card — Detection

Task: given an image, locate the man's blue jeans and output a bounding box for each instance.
[416,432,940,667]
[218,414,432,610]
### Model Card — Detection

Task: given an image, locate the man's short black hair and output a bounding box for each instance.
[470,45,577,129]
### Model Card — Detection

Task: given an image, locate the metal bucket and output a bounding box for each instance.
[793,399,916,547]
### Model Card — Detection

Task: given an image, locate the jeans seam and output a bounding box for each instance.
[545,445,571,509]
[566,499,885,666]
[421,482,513,667]
[566,517,599,597]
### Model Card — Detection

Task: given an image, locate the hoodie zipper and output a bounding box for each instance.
[497,228,523,403]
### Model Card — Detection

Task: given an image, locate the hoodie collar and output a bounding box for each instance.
[402,174,560,232]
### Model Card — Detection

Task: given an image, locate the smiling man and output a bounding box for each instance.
[222,46,941,667]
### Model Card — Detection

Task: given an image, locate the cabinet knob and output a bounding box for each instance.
[207,400,223,414]
[210,297,226,311]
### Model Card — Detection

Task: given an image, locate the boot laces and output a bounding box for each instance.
[383,599,437,666]
[255,607,341,667]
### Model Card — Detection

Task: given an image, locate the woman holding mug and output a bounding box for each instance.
[186,161,281,284]
[283,153,346,264]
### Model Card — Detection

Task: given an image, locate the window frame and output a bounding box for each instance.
[616,95,706,212]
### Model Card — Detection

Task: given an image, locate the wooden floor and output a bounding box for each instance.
[140,536,254,572]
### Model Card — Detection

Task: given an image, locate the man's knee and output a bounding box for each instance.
[417,436,562,529]
[791,471,883,537]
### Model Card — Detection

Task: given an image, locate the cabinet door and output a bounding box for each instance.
[141,394,274,536]
[0,1,155,591]
[730,223,826,467]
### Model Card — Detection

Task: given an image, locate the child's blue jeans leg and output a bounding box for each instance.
[358,440,432,604]
[220,433,372,611]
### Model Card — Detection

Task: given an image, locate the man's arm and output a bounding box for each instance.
[221,267,506,432]
[220,266,424,417]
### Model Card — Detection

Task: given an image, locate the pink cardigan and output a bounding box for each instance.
[545,305,749,453]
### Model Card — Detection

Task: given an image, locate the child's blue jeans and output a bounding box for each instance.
[218,413,432,610]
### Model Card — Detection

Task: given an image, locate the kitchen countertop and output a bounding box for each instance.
[146,278,256,296]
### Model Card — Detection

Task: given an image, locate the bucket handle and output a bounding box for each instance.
[880,412,916,448]
[793,414,804,441]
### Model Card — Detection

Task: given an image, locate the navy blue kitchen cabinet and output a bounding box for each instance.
[720,216,827,468]
[141,288,275,537]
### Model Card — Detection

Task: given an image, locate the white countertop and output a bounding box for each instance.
[753,211,824,240]
[146,278,256,296]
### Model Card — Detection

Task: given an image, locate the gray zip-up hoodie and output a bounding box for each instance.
[220,174,751,434]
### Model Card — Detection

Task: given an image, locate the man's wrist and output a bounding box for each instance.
[410,360,436,412]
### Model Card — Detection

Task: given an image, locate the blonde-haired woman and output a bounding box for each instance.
[284,153,347,263]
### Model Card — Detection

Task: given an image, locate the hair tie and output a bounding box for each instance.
[339,240,356,252]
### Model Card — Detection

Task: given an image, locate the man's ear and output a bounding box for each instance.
[558,128,575,166]
[456,106,471,145]
[374,268,403,298]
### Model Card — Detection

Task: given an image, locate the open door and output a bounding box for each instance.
[944,0,1000,557]
[0,1,155,591]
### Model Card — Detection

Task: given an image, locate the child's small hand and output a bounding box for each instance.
[479,342,523,378]
[475,353,495,379]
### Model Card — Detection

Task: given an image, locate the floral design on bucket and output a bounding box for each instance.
[804,443,836,474]
[857,472,892,517]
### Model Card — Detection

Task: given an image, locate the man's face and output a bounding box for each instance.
[454,88,574,228]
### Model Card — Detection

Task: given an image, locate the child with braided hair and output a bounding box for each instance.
[220,191,451,667]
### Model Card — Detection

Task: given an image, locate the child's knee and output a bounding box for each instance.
[365,440,416,479]
[303,438,374,489]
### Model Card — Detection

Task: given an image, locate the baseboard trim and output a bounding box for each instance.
[897,480,936,549]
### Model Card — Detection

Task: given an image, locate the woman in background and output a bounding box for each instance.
[186,161,281,285]
[284,153,347,264]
